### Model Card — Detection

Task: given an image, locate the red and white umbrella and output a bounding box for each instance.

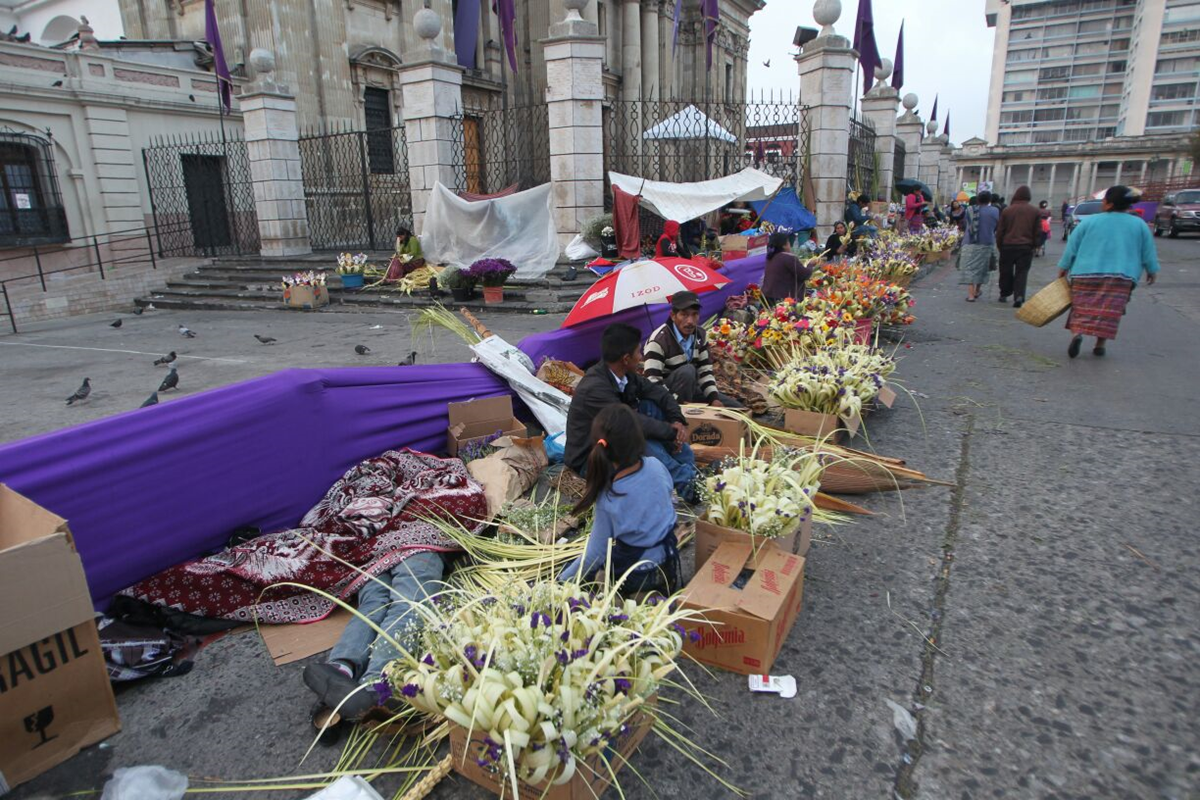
[562,258,730,328]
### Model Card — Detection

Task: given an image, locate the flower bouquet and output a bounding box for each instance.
[336,252,369,275]
[281,270,328,308]
[386,580,697,795]
[698,444,822,564]
[468,258,517,303]
[767,341,897,436]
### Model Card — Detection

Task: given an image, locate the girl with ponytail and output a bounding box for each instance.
[559,404,681,594]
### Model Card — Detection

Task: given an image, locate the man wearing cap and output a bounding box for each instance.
[643,291,725,407]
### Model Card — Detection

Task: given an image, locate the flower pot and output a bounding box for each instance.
[340,273,364,289]
[450,286,475,302]
[482,286,505,304]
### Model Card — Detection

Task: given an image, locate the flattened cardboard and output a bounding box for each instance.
[0,621,121,790]
[682,540,805,675]
[682,405,748,449]
[693,515,812,572]
[259,608,351,666]
[720,233,769,260]
[0,486,93,661]
[448,700,654,800]
[446,396,525,457]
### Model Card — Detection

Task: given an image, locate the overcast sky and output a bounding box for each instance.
[746,0,997,143]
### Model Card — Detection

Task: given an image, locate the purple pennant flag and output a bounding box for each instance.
[930,94,939,121]
[703,0,719,70]
[943,113,951,138]
[891,22,904,91]
[204,0,231,112]
[492,0,518,72]
[851,0,882,87]
[454,0,481,70]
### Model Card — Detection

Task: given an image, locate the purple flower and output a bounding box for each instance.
[613,677,632,694]
[467,258,517,287]
[400,683,420,698]
[608,613,629,624]
[688,629,702,643]
[373,680,393,705]
[422,653,435,666]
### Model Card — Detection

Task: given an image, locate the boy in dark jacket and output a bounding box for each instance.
[995,185,1042,307]
[565,323,698,502]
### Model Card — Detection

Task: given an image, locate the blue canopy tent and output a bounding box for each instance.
[749,186,816,234]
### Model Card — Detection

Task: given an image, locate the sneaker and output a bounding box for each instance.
[304,663,376,721]
[1068,335,1082,359]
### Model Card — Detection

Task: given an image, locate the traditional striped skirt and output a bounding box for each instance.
[1066,276,1134,339]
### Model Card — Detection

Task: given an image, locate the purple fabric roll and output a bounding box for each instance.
[518,253,767,368]
[0,364,512,606]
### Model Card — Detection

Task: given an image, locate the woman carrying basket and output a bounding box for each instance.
[1057,185,1159,359]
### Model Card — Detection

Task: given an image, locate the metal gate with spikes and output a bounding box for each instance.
[142,131,259,257]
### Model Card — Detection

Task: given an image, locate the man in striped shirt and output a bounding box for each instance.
[642,291,724,406]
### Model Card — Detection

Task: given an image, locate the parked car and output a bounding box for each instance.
[1065,200,1103,238]
[1154,189,1200,238]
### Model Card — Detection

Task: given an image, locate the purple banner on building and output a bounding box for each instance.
[455,0,481,70]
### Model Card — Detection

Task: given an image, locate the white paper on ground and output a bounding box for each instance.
[886,699,919,741]
[470,336,569,436]
[305,776,385,800]
[748,674,797,699]
[100,767,188,800]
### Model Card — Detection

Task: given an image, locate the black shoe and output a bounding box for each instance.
[304,663,376,721]
[1013,299,1023,308]
[1068,335,1082,359]
[1093,345,1106,357]
[998,295,1009,303]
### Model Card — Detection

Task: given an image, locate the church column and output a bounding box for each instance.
[621,0,641,101]
[641,0,660,98]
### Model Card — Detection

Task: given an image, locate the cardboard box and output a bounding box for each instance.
[0,485,120,790]
[446,395,526,458]
[448,700,654,800]
[694,514,813,571]
[282,284,329,309]
[681,540,805,675]
[782,408,846,441]
[681,404,748,449]
[720,232,769,260]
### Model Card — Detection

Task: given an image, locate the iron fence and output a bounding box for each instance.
[450,101,550,195]
[847,115,878,199]
[298,124,412,251]
[603,94,810,209]
[142,131,259,258]
[0,127,70,248]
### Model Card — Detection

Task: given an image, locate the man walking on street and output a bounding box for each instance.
[995,185,1042,308]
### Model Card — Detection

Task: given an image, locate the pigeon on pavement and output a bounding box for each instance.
[153,351,177,367]
[398,351,418,366]
[141,392,159,408]
[158,368,179,392]
[354,345,370,355]
[255,335,277,345]
[66,378,91,405]
[110,319,122,328]
[178,325,196,338]
[133,307,145,315]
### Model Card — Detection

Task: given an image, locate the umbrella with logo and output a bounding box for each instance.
[562,258,730,328]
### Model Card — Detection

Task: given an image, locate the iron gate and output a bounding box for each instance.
[450,101,550,195]
[847,115,878,198]
[298,124,412,251]
[142,132,259,257]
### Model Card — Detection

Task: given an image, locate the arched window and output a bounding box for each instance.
[0,129,69,248]
[40,15,81,46]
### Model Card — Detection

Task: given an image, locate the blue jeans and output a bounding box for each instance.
[637,400,697,493]
[329,551,444,680]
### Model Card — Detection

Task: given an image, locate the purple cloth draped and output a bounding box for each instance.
[454,0,481,70]
[519,253,766,369]
[204,0,232,112]
[671,0,683,52]
[704,0,719,69]
[891,22,904,91]
[851,0,881,88]
[493,0,518,72]
[0,365,513,606]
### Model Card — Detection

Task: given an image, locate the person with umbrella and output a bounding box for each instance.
[905,186,927,233]
[565,324,698,503]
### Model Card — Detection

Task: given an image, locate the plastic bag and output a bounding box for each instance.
[544,431,566,464]
[564,233,599,261]
[100,766,188,800]
[305,776,385,800]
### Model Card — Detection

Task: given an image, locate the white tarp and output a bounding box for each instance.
[608,167,784,223]
[421,182,559,280]
[470,336,569,436]
[641,105,737,143]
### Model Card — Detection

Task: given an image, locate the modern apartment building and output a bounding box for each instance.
[984,0,1200,147]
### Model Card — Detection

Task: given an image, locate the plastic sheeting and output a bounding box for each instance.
[608,168,783,224]
[750,186,817,233]
[421,182,559,280]
[470,335,570,435]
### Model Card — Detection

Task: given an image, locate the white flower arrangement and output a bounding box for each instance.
[281,270,327,288]
[336,252,369,275]
[600,226,615,237]
[704,447,822,539]
[768,342,897,420]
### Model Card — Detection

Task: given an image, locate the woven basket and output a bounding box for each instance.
[1016,277,1072,327]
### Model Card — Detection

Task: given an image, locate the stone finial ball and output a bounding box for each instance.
[414,8,443,40]
[875,58,893,82]
[564,0,589,11]
[903,93,918,110]
[813,0,841,28]
[927,120,938,134]
[248,48,275,75]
